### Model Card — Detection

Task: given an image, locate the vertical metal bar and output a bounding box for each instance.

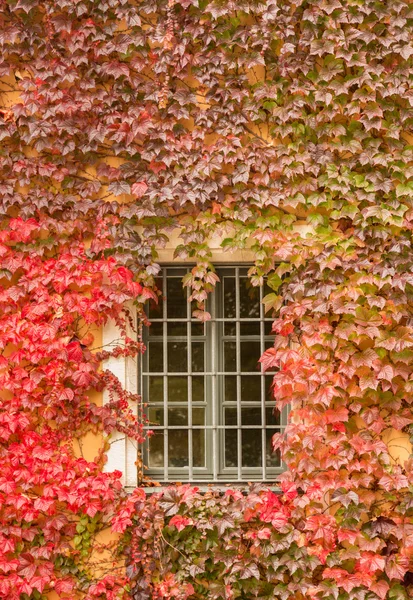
[260,283,266,481]
[211,279,218,482]
[187,273,193,482]
[235,268,242,481]
[163,268,168,482]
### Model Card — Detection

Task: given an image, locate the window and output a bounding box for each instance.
[140,265,287,484]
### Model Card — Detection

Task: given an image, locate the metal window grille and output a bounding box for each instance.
[139,265,287,484]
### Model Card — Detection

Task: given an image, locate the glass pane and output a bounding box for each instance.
[168,430,188,467]
[225,376,237,401]
[241,407,261,426]
[264,321,274,335]
[192,322,204,336]
[148,433,164,467]
[266,430,281,467]
[224,322,236,336]
[241,341,260,372]
[167,277,187,319]
[240,322,260,336]
[241,375,261,402]
[192,376,204,402]
[193,407,205,425]
[148,277,163,319]
[148,341,163,372]
[148,321,163,336]
[223,277,236,319]
[225,430,237,467]
[193,430,205,467]
[240,277,260,318]
[168,407,188,426]
[265,375,274,401]
[168,321,187,336]
[266,406,281,426]
[168,342,187,372]
[242,429,261,467]
[149,376,163,403]
[192,342,204,372]
[149,407,164,425]
[168,377,188,403]
[225,407,237,425]
[225,341,236,371]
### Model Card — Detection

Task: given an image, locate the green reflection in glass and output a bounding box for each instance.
[192,376,204,402]
[149,376,163,403]
[168,407,188,426]
[168,377,188,403]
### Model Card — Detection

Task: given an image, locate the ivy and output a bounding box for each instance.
[1,0,413,598]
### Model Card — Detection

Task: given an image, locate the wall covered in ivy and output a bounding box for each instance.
[1,0,413,598]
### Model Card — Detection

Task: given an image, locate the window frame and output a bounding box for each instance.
[139,264,288,485]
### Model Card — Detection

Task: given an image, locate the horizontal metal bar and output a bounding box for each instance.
[144,425,285,430]
[142,371,276,376]
[148,318,274,322]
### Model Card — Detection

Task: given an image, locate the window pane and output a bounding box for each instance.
[168,342,187,372]
[149,376,164,402]
[148,433,164,467]
[168,407,188,426]
[192,376,204,402]
[266,431,281,467]
[148,341,163,372]
[240,322,260,336]
[192,342,204,372]
[224,322,236,336]
[225,430,237,467]
[149,407,164,426]
[167,277,187,319]
[242,430,261,467]
[223,277,236,319]
[168,321,187,336]
[168,430,188,467]
[225,376,236,401]
[149,321,163,336]
[225,407,237,425]
[241,407,261,426]
[148,278,163,319]
[168,377,188,403]
[224,341,236,371]
[241,375,261,402]
[240,277,260,318]
[265,375,274,401]
[192,322,205,336]
[193,407,205,425]
[193,430,205,467]
[266,406,281,426]
[264,321,274,335]
[241,341,260,372]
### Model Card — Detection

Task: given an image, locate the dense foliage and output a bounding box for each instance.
[1,0,413,598]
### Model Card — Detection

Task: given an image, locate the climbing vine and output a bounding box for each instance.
[1,0,413,598]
